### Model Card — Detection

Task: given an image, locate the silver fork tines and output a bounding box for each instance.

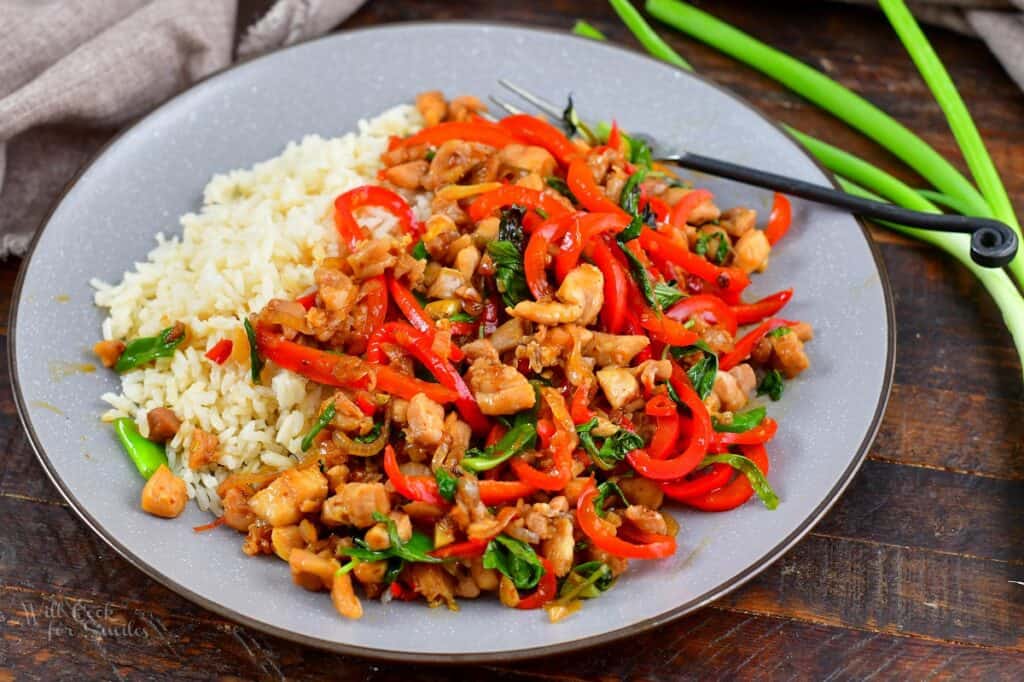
[497,79,563,119]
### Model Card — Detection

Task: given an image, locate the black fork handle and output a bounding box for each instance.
[662,152,1018,268]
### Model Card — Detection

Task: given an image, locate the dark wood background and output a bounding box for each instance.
[3,1,1023,679]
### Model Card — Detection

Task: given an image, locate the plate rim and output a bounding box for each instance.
[9,20,896,664]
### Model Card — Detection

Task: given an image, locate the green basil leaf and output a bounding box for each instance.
[758,369,785,401]
[594,480,630,517]
[434,468,458,503]
[623,131,653,169]
[412,240,429,260]
[575,417,600,461]
[594,428,644,470]
[695,229,729,265]
[114,323,186,372]
[460,420,537,473]
[558,561,616,600]
[487,240,531,307]
[698,453,779,510]
[562,96,597,144]
[669,342,718,401]
[300,403,336,451]
[653,281,685,309]
[242,318,263,383]
[498,205,527,247]
[353,422,382,443]
[339,513,442,565]
[449,310,477,323]
[767,326,791,339]
[617,237,659,310]
[712,406,767,433]
[619,170,648,217]
[483,535,544,590]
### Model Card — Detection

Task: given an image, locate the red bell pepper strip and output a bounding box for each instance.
[390,581,420,601]
[478,480,538,506]
[640,227,750,298]
[204,339,233,365]
[295,289,318,310]
[535,418,556,449]
[576,485,677,559]
[334,186,419,250]
[387,322,489,434]
[387,276,464,362]
[587,237,630,334]
[524,214,576,300]
[553,212,629,281]
[569,383,595,425]
[666,294,739,336]
[498,114,579,166]
[606,121,622,151]
[468,185,572,223]
[627,363,712,481]
[354,392,377,417]
[712,418,779,449]
[374,365,459,404]
[429,539,489,560]
[355,275,389,352]
[383,445,449,506]
[567,158,628,216]
[764,193,792,245]
[719,318,792,371]
[645,393,677,417]
[731,289,793,325]
[642,195,670,225]
[515,558,558,610]
[638,311,700,347]
[255,325,371,388]
[660,463,733,501]
[678,444,769,512]
[668,189,714,228]
[646,409,681,460]
[509,429,574,491]
[399,120,521,150]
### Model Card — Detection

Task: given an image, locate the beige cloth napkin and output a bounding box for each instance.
[0,0,364,258]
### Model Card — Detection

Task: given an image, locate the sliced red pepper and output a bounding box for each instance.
[607,120,622,151]
[498,114,578,166]
[387,276,464,362]
[399,120,520,150]
[576,484,676,559]
[535,418,556,449]
[383,445,449,506]
[295,289,318,310]
[640,227,749,298]
[638,310,700,347]
[482,295,501,336]
[354,392,377,417]
[668,189,714,228]
[678,444,769,512]
[712,418,779,449]
[570,382,595,425]
[478,480,538,506]
[660,463,733,501]
[255,325,372,389]
[567,158,628,216]
[374,365,459,404]
[204,339,233,365]
[509,429,574,492]
[515,558,558,610]
[719,318,792,371]
[429,539,489,560]
[334,186,419,251]
[642,195,670,225]
[764,193,792,245]
[524,214,577,300]
[731,289,793,325]
[468,185,572,224]
[553,212,629,282]
[353,275,389,354]
[627,363,711,481]
[646,409,681,460]
[587,236,630,334]
[666,294,739,336]
[390,580,420,601]
[645,393,676,417]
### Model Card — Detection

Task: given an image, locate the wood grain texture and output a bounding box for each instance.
[2,0,1023,678]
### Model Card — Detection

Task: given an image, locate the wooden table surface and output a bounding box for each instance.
[3,1,1023,679]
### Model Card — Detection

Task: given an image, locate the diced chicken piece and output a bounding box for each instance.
[688,194,720,225]
[93,340,125,368]
[790,321,814,342]
[733,229,771,274]
[448,95,487,122]
[470,557,500,591]
[586,332,650,367]
[242,524,273,556]
[542,516,575,578]
[720,207,757,238]
[632,359,672,391]
[289,548,337,591]
[498,144,557,177]
[406,393,445,448]
[770,329,811,378]
[443,412,472,463]
[270,526,305,561]
[407,563,457,609]
[596,367,640,410]
[618,476,665,510]
[146,408,180,443]
[454,244,481,282]
[221,486,257,531]
[713,370,749,412]
[467,359,536,415]
[427,267,466,299]
[624,505,669,535]
[488,318,524,353]
[556,264,604,327]
[140,464,188,519]
[353,560,389,586]
[510,300,583,326]
[188,428,219,470]
[514,172,544,190]
[320,482,390,528]
[586,546,629,578]
[423,140,495,191]
[700,325,735,355]
[384,160,428,189]
[474,216,500,245]
[248,468,329,527]
[314,267,359,316]
[729,363,757,396]
[332,570,363,619]
[346,238,399,280]
[416,90,447,127]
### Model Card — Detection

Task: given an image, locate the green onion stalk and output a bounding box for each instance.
[586,0,1023,379]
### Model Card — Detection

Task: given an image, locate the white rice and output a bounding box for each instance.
[92,105,425,514]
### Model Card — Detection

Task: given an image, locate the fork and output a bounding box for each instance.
[491,80,1017,268]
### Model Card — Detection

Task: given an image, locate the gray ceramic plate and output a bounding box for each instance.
[11,23,893,662]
